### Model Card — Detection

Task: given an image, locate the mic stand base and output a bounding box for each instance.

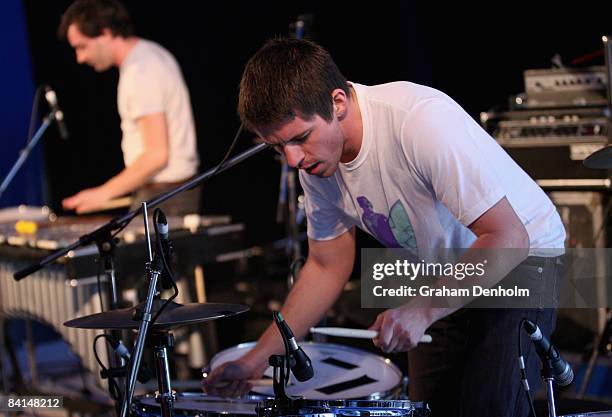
[269,354,290,401]
[544,377,557,417]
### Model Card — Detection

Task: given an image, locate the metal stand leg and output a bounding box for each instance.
[120,202,163,417]
[151,331,175,417]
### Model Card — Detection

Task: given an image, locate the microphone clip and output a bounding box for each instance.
[268,354,291,402]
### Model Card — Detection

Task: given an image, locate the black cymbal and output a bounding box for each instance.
[64,300,248,330]
[584,145,612,169]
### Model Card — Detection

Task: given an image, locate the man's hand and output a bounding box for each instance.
[369,305,436,353]
[202,357,265,398]
[62,186,112,214]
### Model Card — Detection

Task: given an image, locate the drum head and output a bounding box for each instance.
[209,342,403,400]
[133,393,258,417]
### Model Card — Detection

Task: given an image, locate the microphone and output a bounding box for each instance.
[155,209,175,290]
[273,311,314,382]
[109,337,131,361]
[44,85,69,140]
[523,319,574,386]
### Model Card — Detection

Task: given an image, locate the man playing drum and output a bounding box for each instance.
[203,38,565,417]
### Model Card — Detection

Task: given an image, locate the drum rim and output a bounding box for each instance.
[209,342,403,400]
[261,399,419,410]
[133,392,262,414]
[136,392,266,403]
[258,398,430,417]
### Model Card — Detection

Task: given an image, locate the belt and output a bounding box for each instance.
[521,254,564,268]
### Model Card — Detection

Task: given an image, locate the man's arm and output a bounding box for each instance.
[203,227,356,396]
[371,196,529,352]
[62,112,169,213]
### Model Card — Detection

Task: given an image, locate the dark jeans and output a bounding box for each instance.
[408,256,564,417]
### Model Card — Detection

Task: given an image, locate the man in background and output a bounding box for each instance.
[58,0,200,215]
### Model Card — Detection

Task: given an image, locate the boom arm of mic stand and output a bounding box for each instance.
[13,142,269,281]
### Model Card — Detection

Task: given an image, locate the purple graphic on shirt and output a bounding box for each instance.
[357,196,401,247]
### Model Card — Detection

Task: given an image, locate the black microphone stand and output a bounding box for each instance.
[119,201,171,417]
[0,109,60,202]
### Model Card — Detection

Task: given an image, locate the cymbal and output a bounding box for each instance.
[64,300,248,330]
[584,145,612,169]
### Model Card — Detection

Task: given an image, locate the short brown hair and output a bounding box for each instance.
[58,0,133,40]
[238,38,350,132]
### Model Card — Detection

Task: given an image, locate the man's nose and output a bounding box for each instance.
[284,146,304,168]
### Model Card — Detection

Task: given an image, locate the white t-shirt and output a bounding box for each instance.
[300,82,566,254]
[118,39,199,183]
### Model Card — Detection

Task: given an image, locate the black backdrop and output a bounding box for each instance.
[22,1,612,246]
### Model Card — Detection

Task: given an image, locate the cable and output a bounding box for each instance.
[111,219,130,240]
[208,123,244,178]
[150,208,179,325]
[93,334,121,402]
[518,318,538,417]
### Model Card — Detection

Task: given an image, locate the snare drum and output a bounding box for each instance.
[209,342,403,400]
[132,393,260,417]
[258,399,430,417]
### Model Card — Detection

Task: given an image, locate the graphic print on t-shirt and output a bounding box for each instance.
[357,196,417,251]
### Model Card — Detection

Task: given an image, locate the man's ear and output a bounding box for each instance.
[332,88,348,120]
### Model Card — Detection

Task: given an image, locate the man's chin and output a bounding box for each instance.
[318,164,338,178]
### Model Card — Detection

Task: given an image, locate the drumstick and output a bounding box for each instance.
[310,327,432,343]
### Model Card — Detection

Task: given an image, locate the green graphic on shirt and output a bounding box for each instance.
[389,200,417,251]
